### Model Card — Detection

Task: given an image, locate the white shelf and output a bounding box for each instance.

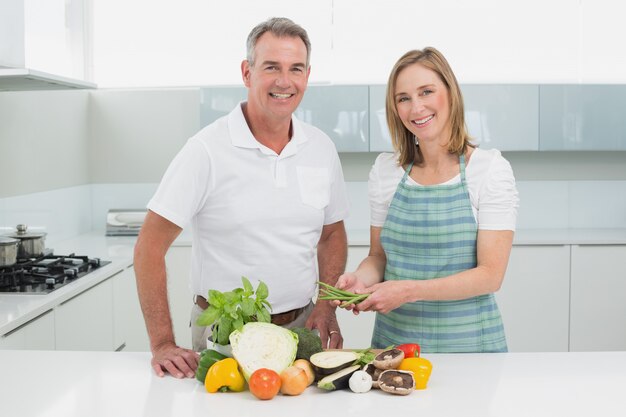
[0,68,96,91]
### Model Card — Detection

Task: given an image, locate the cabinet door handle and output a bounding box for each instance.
[2,310,53,336]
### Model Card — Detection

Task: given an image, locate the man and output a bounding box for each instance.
[134,17,349,378]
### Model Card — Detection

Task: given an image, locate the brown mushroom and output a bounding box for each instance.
[378,370,415,396]
[372,348,405,370]
[363,363,384,389]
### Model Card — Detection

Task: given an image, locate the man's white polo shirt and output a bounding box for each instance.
[148,103,349,312]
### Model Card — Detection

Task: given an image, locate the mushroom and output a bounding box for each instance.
[378,370,415,396]
[372,348,405,370]
[363,363,384,389]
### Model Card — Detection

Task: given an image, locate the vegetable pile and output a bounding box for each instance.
[195,279,433,399]
[198,338,432,398]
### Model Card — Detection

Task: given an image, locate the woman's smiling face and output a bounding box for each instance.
[394,63,451,145]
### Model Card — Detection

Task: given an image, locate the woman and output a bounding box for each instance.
[337,47,519,353]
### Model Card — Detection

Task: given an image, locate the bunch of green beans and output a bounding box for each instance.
[317,281,369,308]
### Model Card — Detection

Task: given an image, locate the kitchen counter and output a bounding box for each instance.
[3,227,626,337]
[0,350,624,417]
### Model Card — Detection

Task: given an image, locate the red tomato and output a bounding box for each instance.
[249,368,282,400]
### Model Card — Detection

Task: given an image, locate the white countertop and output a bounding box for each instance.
[0,234,135,335]
[0,350,624,417]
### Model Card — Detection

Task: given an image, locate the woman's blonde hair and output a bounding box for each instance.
[385,47,473,166]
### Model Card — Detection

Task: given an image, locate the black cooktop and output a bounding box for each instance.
[0,253,111,294]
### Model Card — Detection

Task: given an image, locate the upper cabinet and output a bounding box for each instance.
[370,84,540,152]
[462,85,539,151]
[199,85,370,152]
[295,85,369,152]
[369,85,391,152]
[0,0,93,91]
[540,85,626,150]
[200,83,626,153]
[199,87,247,129]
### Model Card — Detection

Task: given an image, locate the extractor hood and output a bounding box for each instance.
[0,68,96,91]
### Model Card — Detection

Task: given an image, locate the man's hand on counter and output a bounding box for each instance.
[151,342,200,379]
[306,301,343,350]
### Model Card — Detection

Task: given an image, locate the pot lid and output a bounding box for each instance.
[0,236,19,246]
[5,224,47,239]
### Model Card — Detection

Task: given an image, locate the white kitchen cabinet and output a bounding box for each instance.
[55,277,115,351]
[0,0,88,82]
[112,266,149,351]
[570,245,626,351]
[0,310,55,350]
[165,246,193,350]
[336,245,376,348]
[496,245,570,352]
[0,0,25,67]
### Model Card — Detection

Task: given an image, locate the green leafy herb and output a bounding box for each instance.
[352,348,376,367]
[196,276,273,345]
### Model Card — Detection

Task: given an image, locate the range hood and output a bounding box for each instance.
[0,68,96,91]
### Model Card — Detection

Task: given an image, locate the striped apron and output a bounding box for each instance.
[371,155,507,353]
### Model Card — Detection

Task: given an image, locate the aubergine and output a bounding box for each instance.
[309,351,360,377]
[317,365,361,391]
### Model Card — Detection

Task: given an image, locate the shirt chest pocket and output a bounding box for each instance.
[296,166,330,210]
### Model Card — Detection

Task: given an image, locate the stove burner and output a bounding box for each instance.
[0,253,111,294]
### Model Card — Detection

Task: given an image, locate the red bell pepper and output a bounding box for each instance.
[396,343,421,358]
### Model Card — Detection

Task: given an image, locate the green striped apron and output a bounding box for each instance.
[371,155,507,353]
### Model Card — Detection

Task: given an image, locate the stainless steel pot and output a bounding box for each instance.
[5,224,47,259]
[0,236,20,266]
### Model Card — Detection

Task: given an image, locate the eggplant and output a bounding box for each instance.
[309,351,360,376]
[317,365,361,391]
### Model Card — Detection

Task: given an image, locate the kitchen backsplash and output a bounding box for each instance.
[2,180,625,245]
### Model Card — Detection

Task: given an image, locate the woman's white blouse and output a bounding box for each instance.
[369,148,519,231]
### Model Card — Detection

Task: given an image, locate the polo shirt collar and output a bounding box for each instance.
[228,101,309,154]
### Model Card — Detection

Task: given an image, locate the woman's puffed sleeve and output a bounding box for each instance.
[477,152,519,231]
[369,153,400,227]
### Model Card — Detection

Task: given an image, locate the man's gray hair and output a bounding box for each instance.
[246,17,311,68]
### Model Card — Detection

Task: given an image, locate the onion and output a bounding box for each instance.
[292,359,315,386]
[279,366,309,396]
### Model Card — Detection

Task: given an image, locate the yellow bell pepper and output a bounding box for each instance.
[204,358,246,393]
[398,357,433,390]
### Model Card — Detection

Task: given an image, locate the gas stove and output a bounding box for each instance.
[0,252,111,294]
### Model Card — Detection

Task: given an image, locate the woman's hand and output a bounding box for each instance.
[355,281,414,314]
[333,272,368,314]
[335,272,367,293]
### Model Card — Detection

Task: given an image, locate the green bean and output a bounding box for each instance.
[317,281,369,308]
[339,294,369,308]
[317,281,357,297]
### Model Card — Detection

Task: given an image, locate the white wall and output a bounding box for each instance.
[0,90,90,197]
[89,88,200,183]
[91,0,626,87]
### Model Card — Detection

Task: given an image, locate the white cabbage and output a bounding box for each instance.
[229,322,299,380]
